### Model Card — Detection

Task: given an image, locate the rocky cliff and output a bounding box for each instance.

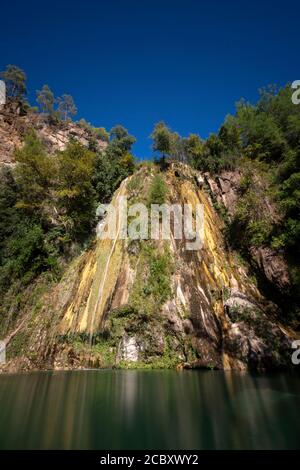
[0,102,107,165]
[1,157,294,372]
[204,170,291,294]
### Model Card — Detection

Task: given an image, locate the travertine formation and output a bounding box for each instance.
[0,108,294,372]
[2,163,294,372]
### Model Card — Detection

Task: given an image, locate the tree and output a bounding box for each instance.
[0,159,56,290]
[3,221,50,283]
[93,153,115,202]
[108,125,136,158]
[57,94,77,121]
[93,150,135,204]
[93,127,110,142]
[0,166,20,265]
[14,131,56,211]
[218,116,242,152]
[0,65,27,100]
[36,84,55,115]
[182,134,204,167]
[148,174,168,205]
[151,122,174,159]
[56,142,96,239]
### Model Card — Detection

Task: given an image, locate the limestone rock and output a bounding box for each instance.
[0,162,294,373]
[117,335,140,362]
[250,246,290,292]
[0,103,107,165]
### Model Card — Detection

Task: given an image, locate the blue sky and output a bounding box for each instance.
[0,0,299,158]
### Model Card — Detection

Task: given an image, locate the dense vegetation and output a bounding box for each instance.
[0,64,299,327]
[151,85,300,323]
[0,132,135,290]
[0,66,136,316]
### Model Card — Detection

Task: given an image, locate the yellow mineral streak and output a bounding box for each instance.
[59,178,130,335]
[61,252,97,330]
[59,164,261,357]
[176,177,232,291]
[166,167,264,369]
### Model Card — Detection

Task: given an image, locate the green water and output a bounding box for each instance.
[0,370,299,449]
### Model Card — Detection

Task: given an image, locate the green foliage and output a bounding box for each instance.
[226,305,262,327]
[127,173,143,194]
[150,120,240,171]
[93,125,135,202]
[237,87,300,257]
[1,134,98,296]
[93,151,134,203]
[117,345,181,369]
[36,84,55,115]
[0,66,140,346]
[56,141,96,240]
[205,84,300,323]
[227,172,273,249]
[0,221,54,286]
[14,131,56,210]
[35,86,79,125]
[219,117,242,151]
[0,166,20,259]
[151,121,179,159]
[182,133,204,167]
[146,244,173,303]
[148,174,168,205]
[0,143,61,295]
[93,153,116,202]
[0,119,137,329]
[57,94,77,121]
[107,125,136,158]
[15,133,100,241]
[130,242,173,315]
[77,120,110,149]
[93,127,110,142]
[277,172,300,252]
[145,85,300,326]
[0,64,27,100]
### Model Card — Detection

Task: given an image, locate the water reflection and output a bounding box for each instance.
[0,370,299,449]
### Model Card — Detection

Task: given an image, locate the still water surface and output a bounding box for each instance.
[0,370,299,449]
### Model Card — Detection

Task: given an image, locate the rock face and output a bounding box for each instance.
[204,169,291,294]
[117,335,140,362]
[0,162,294,372]
[225,288,257,311]
[0,106,22,164]
[223,287,291,370]
[250,246,290,291]
[0,103,107,165]
[0,106,294,372]
[204,171,241,217]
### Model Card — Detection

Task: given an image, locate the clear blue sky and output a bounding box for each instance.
[0,0,299,158]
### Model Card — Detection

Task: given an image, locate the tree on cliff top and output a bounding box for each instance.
[108,125,136,158]
[0,65,27,100]
[57,94,77,121]
[151,121,174,159]
[36,84,55,115]
[151,121,182,164]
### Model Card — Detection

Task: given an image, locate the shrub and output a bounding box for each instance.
[148,174,168,206]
